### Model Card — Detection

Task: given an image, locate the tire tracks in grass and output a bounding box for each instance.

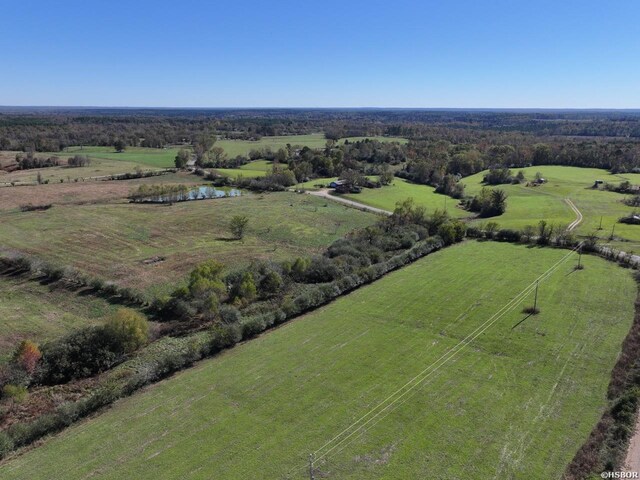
[565,199,583,231]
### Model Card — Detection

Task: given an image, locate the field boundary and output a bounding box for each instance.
[564,288,640,479]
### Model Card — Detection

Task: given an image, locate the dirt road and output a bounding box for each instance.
[307,189,392,216]
[624,414,640,473]
[565,198,583,231]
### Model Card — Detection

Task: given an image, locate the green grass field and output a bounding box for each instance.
[0,192,376,298]
[2,242,634,479]
[0,276,117,360]
[56,146,181,168]
[461,166,640,250]
[216,134,407,158]
[0,157,168,186]
[343,178,467,218]
[212,159,276,178]
[15,135,406,175]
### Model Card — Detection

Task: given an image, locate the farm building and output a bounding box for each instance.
[329,180,347,188]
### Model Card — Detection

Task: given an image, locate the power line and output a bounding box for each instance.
[301,244,581,472]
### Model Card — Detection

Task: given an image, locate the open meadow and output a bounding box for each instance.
[0,191,376,298]
[2,241,634,479]
[343,177,468,218]
[55,146,182,169]
[211,159,275,178]
[0,276,117,361]
[461,166,640,250]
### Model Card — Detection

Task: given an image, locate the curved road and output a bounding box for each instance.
[565,198,583,231]
[310,191,585,233]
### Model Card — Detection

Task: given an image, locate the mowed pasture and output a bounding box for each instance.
[2,242,634,479]
[212,159,275,178]
[343,177,468,218]
[0,276,117,361]
[55,146,182,168]
[462,166,640,250]
[0,192,376,298]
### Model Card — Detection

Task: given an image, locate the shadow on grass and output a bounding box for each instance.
[511,312,535,330]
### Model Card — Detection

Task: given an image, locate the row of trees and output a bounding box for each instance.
[153,198,466,325]
[14,152,59,170]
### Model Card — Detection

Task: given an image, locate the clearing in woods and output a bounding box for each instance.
[1,242,634,479]
[216,134,407,158]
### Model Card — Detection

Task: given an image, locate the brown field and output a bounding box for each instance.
[0,172,209,211]
[0,191,377,298]
[0,182,131,210]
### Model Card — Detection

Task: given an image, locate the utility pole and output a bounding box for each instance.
[533,281,539,313]
[577,245,583,269]
[610,223,616,240]
[309,454,315,480]
[598,216,603,230]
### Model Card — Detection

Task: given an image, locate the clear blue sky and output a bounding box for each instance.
[1,0,639,108]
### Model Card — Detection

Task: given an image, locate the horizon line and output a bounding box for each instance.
[2,105,640,112]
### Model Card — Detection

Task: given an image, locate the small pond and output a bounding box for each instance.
[133,186,241,203]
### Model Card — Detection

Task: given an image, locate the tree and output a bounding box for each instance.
[532,144,552,164]
[391,198,426,226]
[187,260,226,319]
[490,189,507,214]
[379,165,395,186]
[236,272,257,304]
[68,155,89,167]
[104,308,149,353]
[466,188,507,217]
[209,146,227,164]
[193,133,216,165]
[189,260,225,296]
[114,139,126,152]
[483,168,513,185]
[260,270,283,296]
[229,215,249,239]
[174,149,190,169]
[13,340,42,375]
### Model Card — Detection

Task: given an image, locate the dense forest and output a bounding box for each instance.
[2,108,640,179]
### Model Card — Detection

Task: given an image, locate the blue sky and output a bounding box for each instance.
[1,0,639,108]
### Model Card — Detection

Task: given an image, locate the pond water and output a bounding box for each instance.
[137,186,241,203]
[180,186,241,201]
